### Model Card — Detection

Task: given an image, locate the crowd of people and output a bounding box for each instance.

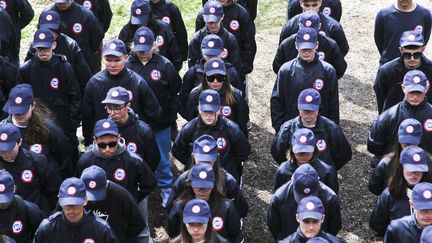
[0,0,431,242]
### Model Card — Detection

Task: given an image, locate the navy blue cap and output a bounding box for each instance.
[292,164,319,203]
[400,30,425,47]
[193,134,218,163]
[58,177,86,206]
[183,199,211,224]
[102,86,131,105]
[299,11,320,33]
[306,237,329,243]
[131,0,151,25]
[296,27,318,50]
[204,58,226,76]
[191,163,215,189]
[53,0,71,3]
[398,118,422,145]
[39,10,61,30]
[292,128,315,153]
[32,28,55,49]
[134,26,154,52]
[94,119,119,137]
[199,89,221,112]
[0,170,14,203]
[203,1,223,23]
[201,34,223,56]
[0,123,21,152]
[3,84,34,115]
[103,39,127,57]
[298,88,321,111]
[297,195,324,220]
[400,145,428,172]
[412,182,432,210]
[403,70,428,93]
[81,165,107,201]
[421,225,432,243]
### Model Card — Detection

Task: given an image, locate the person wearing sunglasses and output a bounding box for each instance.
[374,31,432,114]
[184,58,249,137]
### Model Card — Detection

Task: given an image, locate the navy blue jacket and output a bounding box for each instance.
[273,33,347,79]
[280,12,348,56]
[75,0,112,33]
[34,211,118,243]
[267,180,341,241]
[281,228,345,243]
[286,0,342,22]
[0,56,18,111]
[82,68,162,146]
[368,155,393,196]
[374,55,432,114]
[126,53,182,130]
[150,0,188,61]
[270,55,339,132]
[0,8,18,66]
[202,0,257,21]
[273,159,338,194]
[374,4,432,65]
[184,86,249,137]
[383,215,422,243]
[165,168,248,218]
[172,116,250,182]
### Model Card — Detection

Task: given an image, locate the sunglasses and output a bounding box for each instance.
[206,74,226,83]
[105,105,126,114]
[97,141,118,149]
[403,52,422,60]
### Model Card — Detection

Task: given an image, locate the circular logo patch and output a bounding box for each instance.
[305,95,313,102]
[424,190,432,199]
[46,14,52,21]
[0,184,5,192]
[303,34,310,41]
[15,97,22,104]
[318,51,325,60]
[21,170,33,183]
[150,69,161,81]
[39,33,46,40]
[156,35,164,46]
[413,154,421,162]
[206,95,213,102]
[88,180,97,189]
[50,78,59,90]
[306,202,315,210]
[322,7,331,16]
[299,135,307,143]
[415,25,424,34]
[304,188,311,194]
[83,0,92,9]
[316,139,327,152]
[212,61,219,68]
[162,16,171,24]
[313,79,324,91]
[413,76,421,83]
[220,48,228,59]
[30,144,43,154]
[0,133,8,141]
[216,137,227,150]
[406,125,414,133]
[209,7,215,13]
[12,221,23,234]
[127,142,138,153]
[305,20,312,27]
[221,106,232,117]
[229,20,240,31]
[135,8,142,15]
[72,23,82,34]
[111,90,119,97]
[139,36,146,43]
[199,171,207,179]
[203,145,211,153]
[114,168,126,182]
[67,186,76,195]
[0,1,7,9]
[424,119,432,132]
[109,43,116,50]
[83,239,95,243]
[102,122,110,128]
[212,217,224,231]
[208,41,215,48]
[408,34,416,41]
[192,205,201,213]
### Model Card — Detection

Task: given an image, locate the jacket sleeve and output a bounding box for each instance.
[36,154,62,208]
[423,11,432,45]
[138,78,163,126]
[229,121,251,163]
[272,43,287,74]
[227,65,243,92]
[195,11,205,36]
[369,190,391,236]
[25,200,44,237]
[169,4,188,61]
[118,25,133,53]
[16,0,34,29]
[238,9,256,75]
[224,201,242,242]
[72,44,92,92]
[373,67,388,114]
[328,124,352,170]
[165,173,186,211]
[331,44,347,78]
[367,115,391,156]
[234,92,249,138]
[137,158,157,201]
[166,59,182,122]
[368,158,388,195]
[286,0,300,21]
[327,165,339,194]
[188,33,202,68]
[82,80,96,146]
[178,68,195,119]
[184,90,199,121]
[383,222,395,243]
[374,12,384,55]
[49,124,74,179]
[266,195,281,241]
[270,69,288,132]
[327,68,340,124]
[103,225,119,243]
[65,62,82,129]
[138,123,161,172]
[326,195,342,235]
[167,202,183,238]
[332,24,349,57]
[171,122,194,165]
[270,121,292,164]
[226,36,243,76]
[33,219,49,243]
[164,29,183,71]
[224,172,248,218]
[98,0,113,33]
[121,187,146,237]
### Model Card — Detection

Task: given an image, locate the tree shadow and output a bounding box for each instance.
[340,74,377,112]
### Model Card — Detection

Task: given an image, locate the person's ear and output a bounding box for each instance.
[83,197,88,206]
[295,42,299,50]
[126,102,131,109]
[52,41,57,50]
[296,214,300,223]
[422,46,426,52]
[315,41,319,49]
[321,214,325,223]
[399,47,404,54]
[401,83,406,93]
[220,14,224,21]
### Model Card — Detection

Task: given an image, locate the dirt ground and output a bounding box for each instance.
[147,0,432,242]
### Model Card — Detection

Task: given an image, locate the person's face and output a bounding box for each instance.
[415,209,432,227]
[36,47,54,61]
[0,201,12,210]
[398,0,413,8]
[297,216,323,238]
[294,152,314,165]
[299,110,319,124]
[150,0,160,3]
[62,201,87,224]
[300,0,322,12]
[402,87,426,106]
[104,55,127,75]
[94,135,120,158]
[206,74,225,91]
[106,103,129,122]
[199,111,218,125]
[186,222,207,241]
[136,51,153,63]
[400,46,424,69]
[206,20,222,34]
[12,105,34,126]
[297,47,317,62]
[0,142,20,162]
[193,188,212,201]
[403,170,423,186]
[55,2,73,11]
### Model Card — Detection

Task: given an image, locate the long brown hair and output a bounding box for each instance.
[23,100,54,145]
[286,145,319,165]
[178,220,214,243]
[200,75,236,106]
[191,155,225,197]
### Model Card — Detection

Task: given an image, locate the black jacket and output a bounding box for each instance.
[126,53,182,130]
[281,227,345,243]
[172,116,250,182]
[383,215,422,243]
[82,68,162,146]
[34,211,118,243]
[0,9,18,66]
[267,181,342,241]
[286,0,342,22]
[271,116,351,170]
[75,0,112,33]
[202,0,257,21]
[368,155,393,196]
[270,56,339,132]
[0,56,18,111]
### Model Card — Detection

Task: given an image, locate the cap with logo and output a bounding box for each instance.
[403,70,428,93]
[94,119,119,137]
[398,118,422,145]
[102,39,127,57]
[400,30,425,47]
[421,225,432,243]
[183,199,211,224]
[102,86,130,105]
[58,177,86,206]
[201,34,223,56]
[0,170,14,204]
[190,163,215,189]
[297,195,324,220]
[292,164,319,203]
[193,134,218,163]
[296,27,318,50]
[39,10,61,30]
[412,182,432,210]
[199,89,221,112]
[134,26,155,52]
[131,0,151,25]
[33,28,55,49]
[203,1,223,23]
[306,237,329,243]
[291,128,316,153]
[81,165,108,201]
[299,11,320,33]
[400,145,428,172]
[298,88,321,112]
[0,123,21,152]
[204,58,226,76]
[3,84,34,115]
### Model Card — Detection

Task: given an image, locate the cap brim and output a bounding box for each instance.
[5,104,31,115]
[33,42,53,48]
[403,164,428,172]
[40,23,60,30]
[0,193,14,204]
[193,153,217,163]
[101,98,126,105]
[202,49,222,57]
[405,85,426,93]
[134,44,152,52]
[414,201,432,210]
[292,144,315,153]
[203,14,221,23]
[199,104,219,112]
[86,189,107,201]
[297,42,317,50]
[298,211,323,220]
[398,135,421,145]
[0,142,17,152]
[191,180,214,189]
[94,131,119,137]
[205,69,226,76]
[298,104,319,112]
[53,0,70,3]
[401,41,424,47]
[59,197,85,206]
[183,216,209,224]
[131,16,149,25]
[103,50,124,57]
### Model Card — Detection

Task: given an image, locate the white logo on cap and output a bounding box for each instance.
[139,36,146,43]
[408,34,416,41]
[111,90,119,97]
[46,14,53,21]
[15,97,22,104]
[0,184,5,192]
[89,180,97,189]
[206,95,213,102]
[102,122,110,128]
[299,135,307,143]
[304,188,311,194]
[192,205,201,213]
[199,171,207,179]
[306,202,315,210]
[305,95,313,102]
[209,7,215,13]
[208,41,215,48]
[413,154,421,162]
[67,186,76,195]
[135,8,142,15]
[303,34,310,41]
[212,61,219,68]
[305,20,312,27]
[109,43,116,50]
[39,33,46,40]
[424,190,432,199]
[0,133,8,141]
[203,145,211,153]
[413,76,421,83]
[406,125,414,133]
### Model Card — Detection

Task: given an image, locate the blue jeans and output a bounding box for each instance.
[154,127,173,188]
